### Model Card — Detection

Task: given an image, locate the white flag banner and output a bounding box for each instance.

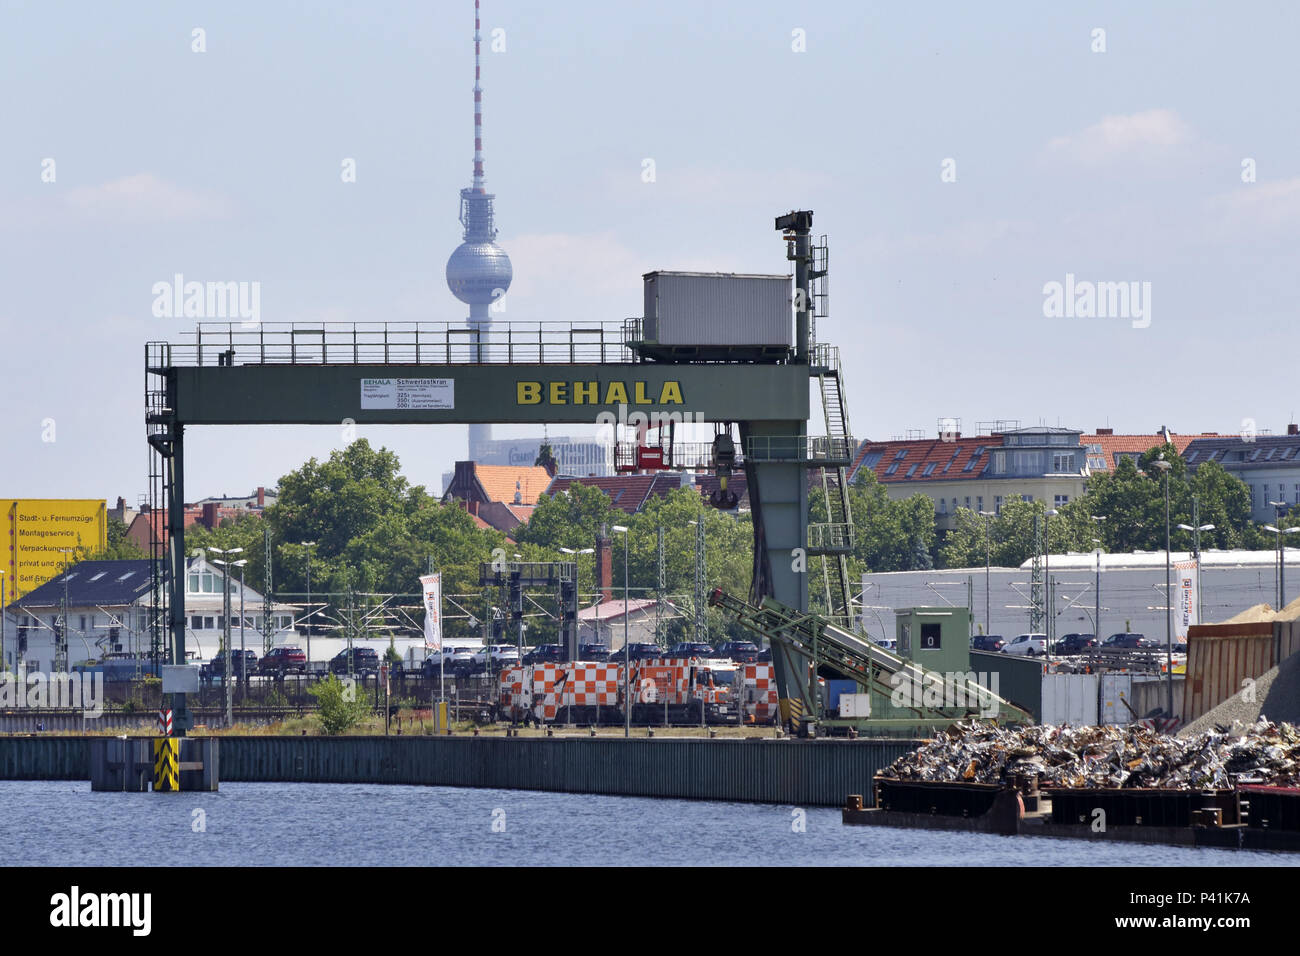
[420,573,442,651]
[1174,560,1197,641]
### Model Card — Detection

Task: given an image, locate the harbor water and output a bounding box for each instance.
[0,781,1291,866]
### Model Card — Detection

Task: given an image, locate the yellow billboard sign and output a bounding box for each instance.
[3,499,107,602]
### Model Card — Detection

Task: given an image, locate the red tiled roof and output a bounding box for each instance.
[472,465,552,505]
[1081,433,1221,471]
[849,436,991,484]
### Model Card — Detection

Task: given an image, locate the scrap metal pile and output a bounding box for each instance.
[881,718,1300,790]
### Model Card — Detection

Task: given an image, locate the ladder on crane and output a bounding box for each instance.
[806,235,855,631]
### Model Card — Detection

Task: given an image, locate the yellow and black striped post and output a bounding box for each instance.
[153,738,180,792]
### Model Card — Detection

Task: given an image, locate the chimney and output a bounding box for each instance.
[257,486,266,507]
[1096,428,1113,436]
[1289,424,1298,436]
[202,502,219,529]
[595,531,613,603]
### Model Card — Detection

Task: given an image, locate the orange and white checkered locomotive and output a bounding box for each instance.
[496,657,742,725]
[737,663,779,725]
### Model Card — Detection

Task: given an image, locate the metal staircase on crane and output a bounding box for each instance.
[803,234,855,631]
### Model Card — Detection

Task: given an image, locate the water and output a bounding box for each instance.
[1,781,1291,867]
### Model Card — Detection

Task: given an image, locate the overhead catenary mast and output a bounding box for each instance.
[446,0,513,459]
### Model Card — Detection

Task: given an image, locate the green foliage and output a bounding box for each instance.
[935,444,1265,569]
[840,471,936,574]
[184,440,509,643]
[86,517,148,561]
[516,482,621,552]
[308,675,371,735]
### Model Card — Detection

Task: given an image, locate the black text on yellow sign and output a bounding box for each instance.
[516,380,684,406]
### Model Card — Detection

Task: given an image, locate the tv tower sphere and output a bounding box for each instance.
[446,236,512,306]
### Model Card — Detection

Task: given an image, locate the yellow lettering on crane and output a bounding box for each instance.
[515,379,685,406]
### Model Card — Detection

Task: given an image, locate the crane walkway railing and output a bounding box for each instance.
[147,321,638,368]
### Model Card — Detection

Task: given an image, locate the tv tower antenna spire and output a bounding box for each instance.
[472,0,485,194]
[447,0,513,456]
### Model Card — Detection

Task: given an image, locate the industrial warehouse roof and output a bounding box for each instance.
[577,597,665,622]
[1015,549,1300,571]
[10,559,154,609]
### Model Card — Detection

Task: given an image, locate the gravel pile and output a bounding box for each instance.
[1180,651,1300,736]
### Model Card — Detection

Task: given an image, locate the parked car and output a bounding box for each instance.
[757,647,773,662]
[668,642,716,658]
[624,642,665,661]
[423,650,477,678]
[207,649,258,679]
[970,635,1005,653]
[1002,633,1048,657]
[577,643,610,662]
[258,646,307,676]
[473,644,521,670]
[715,640,760,663]
[871,638,897,651]
[329,646,380,675]
[1054,633,1098,655]
[521,643,567,665]
[1101,632,1156,649]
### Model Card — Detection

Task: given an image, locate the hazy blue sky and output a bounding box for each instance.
[2,0,1297,504]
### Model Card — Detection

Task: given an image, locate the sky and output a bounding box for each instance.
[2,0,1297,505]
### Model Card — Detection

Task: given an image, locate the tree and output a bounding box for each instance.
[308,675,371,734]
[842,471,936,574]
[516,482,622,554]
[534,442,558,476]
[87,517,148,560]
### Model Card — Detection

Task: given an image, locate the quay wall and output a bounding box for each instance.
[0,735,918,807]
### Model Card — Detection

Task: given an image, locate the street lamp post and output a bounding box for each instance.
[560,547,594,661]
[1178,499,1214,622]
[978,511,995,635]
[301,542,316,676]
[1091,515,1106,642]
[1044,509,1058,655]
[1263,506,1300,609]
[56,548,75,673]
[612,525,630,737]
[238,561,247,694]
[208,547,245,727]
[1151,458,1174,719]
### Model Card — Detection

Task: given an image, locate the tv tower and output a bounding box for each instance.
[446,0,513,457]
